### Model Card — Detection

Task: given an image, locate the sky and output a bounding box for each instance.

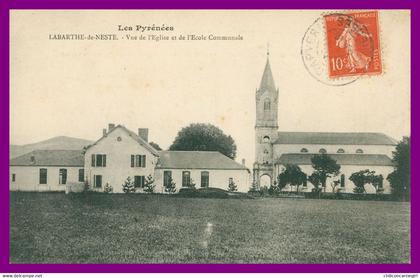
[10,10,410,168]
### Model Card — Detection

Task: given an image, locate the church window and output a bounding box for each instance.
[337,148,345,153]
[263,136,270,143]
[356,149,364,154]
[319,148,327,154]
[300,148,308,153]
[264,98,271,110]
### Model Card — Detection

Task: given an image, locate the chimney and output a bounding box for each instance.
[108,123,115,132]
[102,128,107,136]
[138,128,149,142]
[242,158,246,165]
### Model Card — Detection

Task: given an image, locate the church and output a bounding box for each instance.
[253,55,397,194]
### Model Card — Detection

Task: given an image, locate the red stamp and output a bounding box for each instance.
[324,11,382,78]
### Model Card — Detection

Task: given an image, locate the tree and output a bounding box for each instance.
[164,177,177,193]
[228,179,238,192]
[311,154,341,188]
[371,174,384,194]
[277,164,307,193]
[330,180,341,194]
[387,137,410,200]
[104,183,113,193]
[169,123,237,159]
[149,141,162,151]
[143,174,156,193]
[122,176,135,193]
[349,169,375,194]
[189,178,196,189]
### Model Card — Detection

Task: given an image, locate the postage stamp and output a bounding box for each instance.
[324,11,382,78]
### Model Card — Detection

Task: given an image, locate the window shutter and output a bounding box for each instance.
[131,155,134,167]
[91,154,95,167]
[142,155,146,167]
[103,155,106,167]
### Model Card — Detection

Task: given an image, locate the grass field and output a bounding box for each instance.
[10,192,410,264]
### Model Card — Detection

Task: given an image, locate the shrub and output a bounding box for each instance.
[104,183,113,193]
[164,177,177,193]
[83,179,90,193]
[122,177,135,193]
[143,175,156,193]
[228,179,238,192]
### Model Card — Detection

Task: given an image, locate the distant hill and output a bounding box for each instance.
[10,136,94,158]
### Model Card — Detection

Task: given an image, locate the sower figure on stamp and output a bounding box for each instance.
[336,16,372,73]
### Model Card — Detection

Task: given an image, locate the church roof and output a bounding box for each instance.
[156,151,249,171]
[274,132,397,146]
[10,150,84,167]
[259,57,276,92]
[276,153,394,166]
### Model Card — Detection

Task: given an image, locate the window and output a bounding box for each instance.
[11,173,16,182]
[201,171,209,188]
[39,168,47,184]
[131,155,146,167]
[340,174,345,188]
[319,148,327,154]
[300,148,308,153]
[92,154,106,167]
[378,175,384,189]
[182,171,191,187]
[356,149,364,154]
[59,169,67,185]
[94,175,102,188]
[134,176,145,188]
[263,136,270,143]
[78,169,84,182]
[337,148,345,153]
[264,98,271,110]
[229,178,233,185]
[163,171,172,187]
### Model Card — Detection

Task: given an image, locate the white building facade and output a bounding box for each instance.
[10,150,85,191]
[84,124,250,193]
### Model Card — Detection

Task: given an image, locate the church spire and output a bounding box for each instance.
[259,51,276,92]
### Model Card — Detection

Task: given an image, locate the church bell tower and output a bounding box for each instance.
[253,51,279,187]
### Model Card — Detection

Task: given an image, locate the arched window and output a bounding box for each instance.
[300,148,308,153]
[319,148,327,154]
[337,148,345,153]
[264,98,271,111]
[356,149,364,154]
[182,171,191,187]
[201,171,209,188]
[340,174,345,188]
[263,136,270,143]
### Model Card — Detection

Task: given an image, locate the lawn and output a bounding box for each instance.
[10,192,410,264]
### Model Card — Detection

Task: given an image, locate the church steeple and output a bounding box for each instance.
[259,56,276,93]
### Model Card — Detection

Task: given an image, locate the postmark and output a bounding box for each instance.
[324,11,382,78]
[301,11,382,86]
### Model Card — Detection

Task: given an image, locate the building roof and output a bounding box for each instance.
[85,125,159,156]
[259,57,276,92]
[276,153,394,166]
[156,151,249,171]
[274,132,397,146]
[10,150,84,167]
